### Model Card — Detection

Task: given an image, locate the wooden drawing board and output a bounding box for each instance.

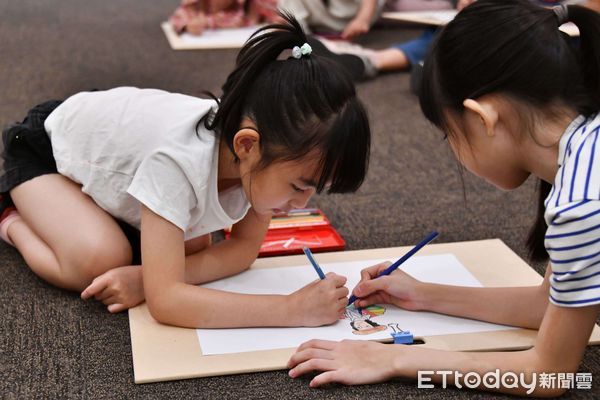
[381,11,580,36]
[129,239,600,383]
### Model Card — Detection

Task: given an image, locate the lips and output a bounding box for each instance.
[272,208,291,215]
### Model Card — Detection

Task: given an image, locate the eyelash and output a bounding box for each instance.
[291,184,304,193]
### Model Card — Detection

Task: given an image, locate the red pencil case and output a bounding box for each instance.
[225,209,346,257]
[257,225,345,257]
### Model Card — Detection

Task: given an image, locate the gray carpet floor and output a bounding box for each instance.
[1,0,599,398]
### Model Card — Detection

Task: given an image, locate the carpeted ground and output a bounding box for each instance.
[1,1,598,398]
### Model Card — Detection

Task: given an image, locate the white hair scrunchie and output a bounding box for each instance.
[292,43,312,59]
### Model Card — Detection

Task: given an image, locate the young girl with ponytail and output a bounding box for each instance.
[0,13,371,328]
[288,1,600,395]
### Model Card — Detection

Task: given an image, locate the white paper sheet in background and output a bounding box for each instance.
[162,22,264,49]
[382,10,457,25]
[196,254,515,355]
[382,10,579,36]
[179,26,259,45]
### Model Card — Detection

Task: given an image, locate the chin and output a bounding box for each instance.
[493,183,519,191]
[491,174,530,191]
[254,207,273,216]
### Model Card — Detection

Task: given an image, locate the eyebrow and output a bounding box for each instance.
[299,178,318,188]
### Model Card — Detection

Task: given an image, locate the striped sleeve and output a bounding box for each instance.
[546,200,600,307]
[545,118,600,306]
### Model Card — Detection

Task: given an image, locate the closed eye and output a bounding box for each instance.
[291,184,304,193]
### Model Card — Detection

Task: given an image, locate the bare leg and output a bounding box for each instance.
[315,38,410,75]
[6,218,61,284]
[79,232,213,313]
[371,48,410,71]
[8,174,132,291]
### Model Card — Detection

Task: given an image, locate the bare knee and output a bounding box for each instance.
[59,238,132,289]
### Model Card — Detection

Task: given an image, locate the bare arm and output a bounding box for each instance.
[585,0,600,12]
[289,302,600,396]
[341,0,379,39]
[183,207,270,284]
[418,265,551,328]
[392,303,599,396]
[353,263,551,329]
[141,205,349,328]
[354,0,378,23]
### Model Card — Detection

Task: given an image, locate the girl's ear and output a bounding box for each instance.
[232,128,260,161]
[463,98,499,137]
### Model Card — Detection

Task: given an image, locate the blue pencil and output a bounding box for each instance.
[303,247,326,279]
[348,231,439,306]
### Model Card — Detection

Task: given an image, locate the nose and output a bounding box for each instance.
[290,189,314,209]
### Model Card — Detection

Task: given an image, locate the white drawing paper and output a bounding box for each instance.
[161,22,263,49]
[196,254,515,355]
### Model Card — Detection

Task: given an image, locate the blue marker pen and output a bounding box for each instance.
[302,247,326,279]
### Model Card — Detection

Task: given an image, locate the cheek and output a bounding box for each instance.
[252,174,290,200]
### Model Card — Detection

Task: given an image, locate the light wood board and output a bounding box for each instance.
[129,238,600,383]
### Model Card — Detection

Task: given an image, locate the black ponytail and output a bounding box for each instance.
[569,4,600,110]
[526,4,600,262]
[205,12,371,194]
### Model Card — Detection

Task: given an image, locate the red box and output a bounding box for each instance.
[258,224,345,257]
[225,209,346,257]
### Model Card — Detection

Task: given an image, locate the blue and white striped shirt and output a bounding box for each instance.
[545,113,600,307]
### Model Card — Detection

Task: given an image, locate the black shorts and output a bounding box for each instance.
[0,100,142,264]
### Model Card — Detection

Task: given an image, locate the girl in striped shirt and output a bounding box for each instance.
[288,0,600,395]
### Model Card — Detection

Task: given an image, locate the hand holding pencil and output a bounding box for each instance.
[286,247,349,327]
[288,272,349,327]
[351,263,426,310]
[349,231,439,309]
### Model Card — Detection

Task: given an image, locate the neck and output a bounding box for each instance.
[519,110,579,184]
[217,139,241,190]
